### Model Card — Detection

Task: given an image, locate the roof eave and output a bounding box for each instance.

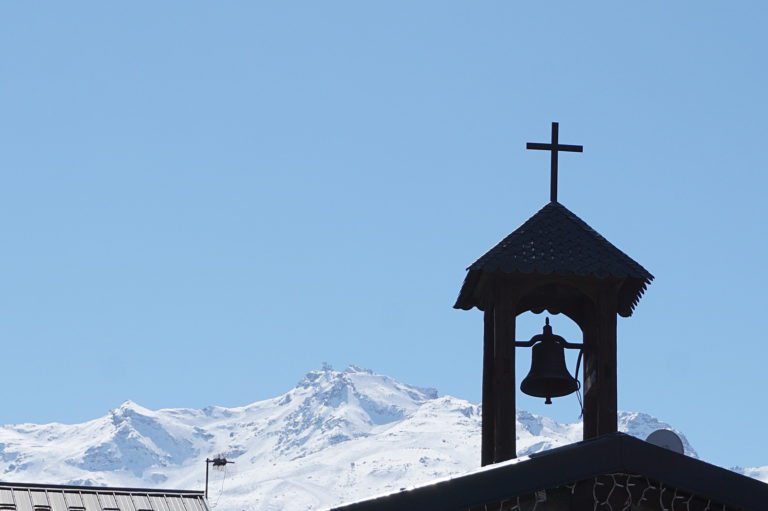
[329,434,768,511]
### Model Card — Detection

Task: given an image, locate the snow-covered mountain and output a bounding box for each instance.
[0,365,762,511]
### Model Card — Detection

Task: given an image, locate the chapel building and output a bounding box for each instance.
[328,123,768,511]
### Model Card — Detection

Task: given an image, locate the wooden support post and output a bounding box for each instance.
[582,304,598,440]
[481,308,495,467]
[582,285,618,440]
[493,302,516,462]
[596,287,618,435]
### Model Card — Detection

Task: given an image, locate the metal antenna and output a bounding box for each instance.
[205,456,235,499]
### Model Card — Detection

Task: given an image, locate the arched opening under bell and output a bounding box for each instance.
[472,273,628,465]
[515,311,584,422]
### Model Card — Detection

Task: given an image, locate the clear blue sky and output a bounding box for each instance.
[1,2,766,469]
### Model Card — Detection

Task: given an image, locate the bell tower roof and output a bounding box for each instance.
[454,201,653,317]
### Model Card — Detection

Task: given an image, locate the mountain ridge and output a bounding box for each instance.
[0,365,762,511]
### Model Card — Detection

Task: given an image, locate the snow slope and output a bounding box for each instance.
[0,365,762,511]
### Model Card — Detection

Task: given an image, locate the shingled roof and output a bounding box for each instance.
[454,201,653,316]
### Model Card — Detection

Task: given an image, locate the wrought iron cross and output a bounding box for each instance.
[526,122,583,202]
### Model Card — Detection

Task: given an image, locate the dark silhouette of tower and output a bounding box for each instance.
[454,122,653,466]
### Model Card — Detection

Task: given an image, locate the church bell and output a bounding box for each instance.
[520,318,579,404]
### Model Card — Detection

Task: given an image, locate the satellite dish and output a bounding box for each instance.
[646,429,684,454]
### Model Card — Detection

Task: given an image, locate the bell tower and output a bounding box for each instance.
[454,122,653,466]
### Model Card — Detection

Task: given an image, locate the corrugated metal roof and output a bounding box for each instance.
[0,483,206,511]
[454,201,653,316]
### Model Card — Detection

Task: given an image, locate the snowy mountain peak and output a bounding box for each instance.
[0,365,762,511]
[294,365,437,413]
[110,400,155,420]
[271,365,440,461]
